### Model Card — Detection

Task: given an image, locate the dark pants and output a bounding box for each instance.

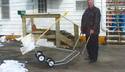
[86,34,99,61]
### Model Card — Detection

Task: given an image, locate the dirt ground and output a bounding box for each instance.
[0,42,125,72]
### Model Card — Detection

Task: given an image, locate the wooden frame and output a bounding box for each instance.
[21,13,79,48]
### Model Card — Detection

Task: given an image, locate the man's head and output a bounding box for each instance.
[87,0,94,8]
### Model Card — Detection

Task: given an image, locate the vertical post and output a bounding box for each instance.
[31,17,34,32]
[55,15,61,47]
[31,17,34,26]
[22,16,26,36]
[74,24,79,44]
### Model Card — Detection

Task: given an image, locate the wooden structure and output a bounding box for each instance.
[21,14,79,48]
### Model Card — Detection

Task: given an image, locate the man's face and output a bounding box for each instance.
[87,0,94,8]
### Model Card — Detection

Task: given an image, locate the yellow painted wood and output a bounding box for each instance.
[80,36,106,45]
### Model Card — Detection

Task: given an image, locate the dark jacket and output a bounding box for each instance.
[81,6,101,35]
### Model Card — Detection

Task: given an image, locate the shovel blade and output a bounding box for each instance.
[20,34,35,55]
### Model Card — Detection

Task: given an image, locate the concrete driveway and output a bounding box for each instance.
[0,44,125,72]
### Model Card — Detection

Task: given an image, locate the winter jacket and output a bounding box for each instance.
[81,6,101,35]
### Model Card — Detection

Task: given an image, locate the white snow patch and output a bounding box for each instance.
[0,60,28,72]
[20,33,56,55]
[0,36,6,42]
[36,39,56,47]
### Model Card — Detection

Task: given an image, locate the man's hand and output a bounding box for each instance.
[90,29,94,34]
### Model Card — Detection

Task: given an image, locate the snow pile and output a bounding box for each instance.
[36,39,56,47]
[20,33,56,55]
[0,36,6,42]
[0,60,28,72]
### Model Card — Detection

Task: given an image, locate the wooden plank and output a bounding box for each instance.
[59,34,73,47]
[74,24,79,44]
[106,26,125,28]
[55,16,61,47]
[33,34,55,40]
[107,30,124,32]
[106,18,125,19]
[31,17,34,25]
[106,21,125,23]
[31,31,44,34]
[107,35,125,37]
[31,17,34,30]
[22,16,26,36]
[24,14,60,18]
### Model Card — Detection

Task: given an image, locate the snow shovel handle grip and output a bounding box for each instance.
[81,34,91,55]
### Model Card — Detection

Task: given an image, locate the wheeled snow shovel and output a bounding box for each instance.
[20,32,91,68]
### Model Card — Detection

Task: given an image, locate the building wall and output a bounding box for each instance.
[0,0,34,35]
[47,0,83,35]
[0,0,106,36]
[94,0,106,36]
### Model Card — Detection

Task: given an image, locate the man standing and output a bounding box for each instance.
[81,0,101,63]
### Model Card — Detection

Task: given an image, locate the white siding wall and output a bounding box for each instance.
[0,0,106,36]
[0,0,34,35]
[94,0,106,36]
[47,0,79,35]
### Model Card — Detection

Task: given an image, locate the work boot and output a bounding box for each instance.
[89,59,97,64]
[84,57,90,60]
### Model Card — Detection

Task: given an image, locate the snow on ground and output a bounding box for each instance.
[20,34,56,55]
[36,39,56,47]
[0,60,28,72]
[0,36,6,43]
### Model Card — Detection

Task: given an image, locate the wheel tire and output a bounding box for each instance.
[46,58,55,68]
[36,51,43,57]
[38,55,46,63]
[46,57,51,62]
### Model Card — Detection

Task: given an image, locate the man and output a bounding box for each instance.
[81,0,101,63]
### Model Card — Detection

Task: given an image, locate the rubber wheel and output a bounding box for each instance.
[46,58,52,63]
[46,58,55,68]
[36,51,43,57]
[38,55,46,63]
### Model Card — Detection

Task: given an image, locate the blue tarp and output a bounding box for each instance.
[111,14,125,31]
[119,15,125,31]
